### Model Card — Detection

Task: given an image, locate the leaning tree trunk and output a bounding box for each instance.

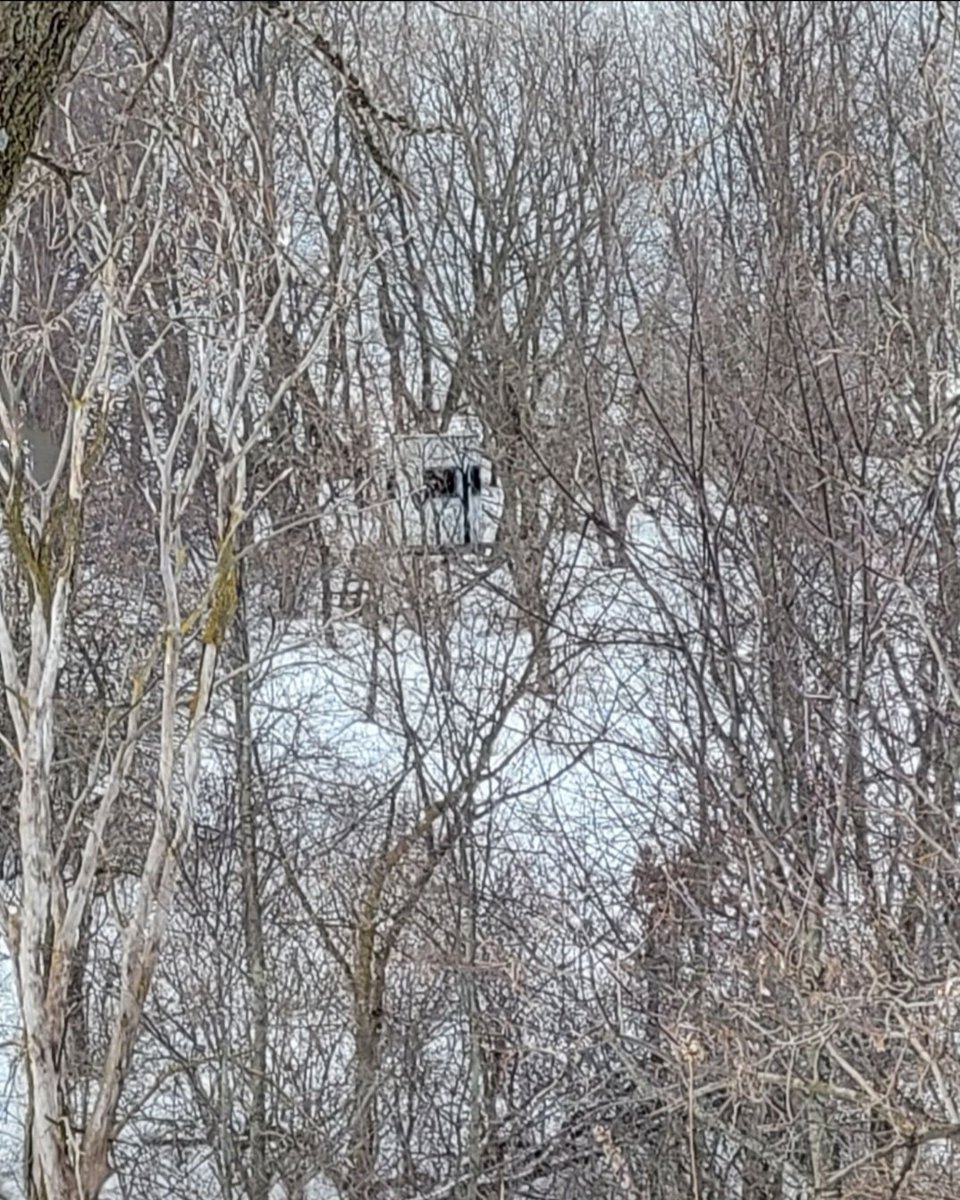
[0,1,99,222]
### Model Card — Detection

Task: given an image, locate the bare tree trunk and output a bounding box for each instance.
[233,536,270,1200]
[0,2,99,221]
[349,897,386,1198]
[458,839,484,1200]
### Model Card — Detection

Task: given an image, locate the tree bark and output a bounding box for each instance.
[0,2,99,222]
[233,536,271,1200]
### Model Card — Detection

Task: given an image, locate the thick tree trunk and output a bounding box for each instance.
[0,2,99,221]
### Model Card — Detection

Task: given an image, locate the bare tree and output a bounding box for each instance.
[0,8,338,1192]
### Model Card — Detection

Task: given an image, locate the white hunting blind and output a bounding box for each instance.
[387,433,492,550]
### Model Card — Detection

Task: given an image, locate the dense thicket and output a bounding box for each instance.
[2,4,960,1198]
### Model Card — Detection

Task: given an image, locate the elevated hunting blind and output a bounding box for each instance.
[387,434,493,550]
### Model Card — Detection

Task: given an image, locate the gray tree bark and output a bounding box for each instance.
[0,1,98,222]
